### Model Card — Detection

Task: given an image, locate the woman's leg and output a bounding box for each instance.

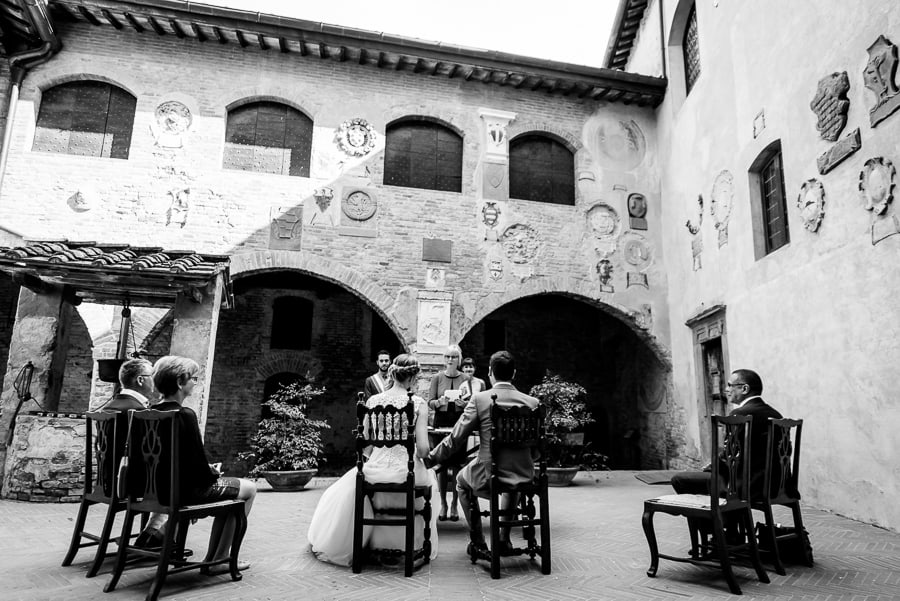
[448,466,460,520]
[437,470,449,520]
[210,479,257,562]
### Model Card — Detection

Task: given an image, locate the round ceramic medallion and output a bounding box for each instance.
[336,118,377,157]
[342,190,377,221]
[586,204,619,238]
[155,101,192,134]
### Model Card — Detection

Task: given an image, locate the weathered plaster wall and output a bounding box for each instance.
[647,0,900,530]
[2,414,84,502]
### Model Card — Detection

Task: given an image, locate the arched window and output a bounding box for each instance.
[509,134,575,205]
[271,296,313,350]
[682,3,701,94]
[33,81,136,159]
[748,140,790,259]
[224,101,312,177]
[384,120,462,192]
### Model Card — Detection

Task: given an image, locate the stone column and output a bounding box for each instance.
[169,274,224,437]
[0,285,73,487]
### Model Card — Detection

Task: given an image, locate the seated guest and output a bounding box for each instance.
[426,350,539,558]
[136,356,256,569]
[307,354,439,566]
[100,358,155,411]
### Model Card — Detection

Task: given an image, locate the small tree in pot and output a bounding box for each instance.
[530,373,606,485]
[238,382,330,491]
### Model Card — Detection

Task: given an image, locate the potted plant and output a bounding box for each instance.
[530,373,605,486]
[238,382,331,491]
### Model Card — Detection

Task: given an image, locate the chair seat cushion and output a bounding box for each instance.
[647,494,725,509]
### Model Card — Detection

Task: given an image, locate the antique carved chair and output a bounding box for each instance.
[470,400,550,579]
[642,415,770,595]
[62,411,146,577]
[104,410,247,601]
[753,418,812,574]
[352,393,433,577]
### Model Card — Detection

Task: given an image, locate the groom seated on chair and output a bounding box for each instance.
[424,350,539,558]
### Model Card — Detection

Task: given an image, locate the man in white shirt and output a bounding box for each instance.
[363,350,391,399]
[101,358,156,411]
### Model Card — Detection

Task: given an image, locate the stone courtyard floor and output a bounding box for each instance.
[1,470,898,601]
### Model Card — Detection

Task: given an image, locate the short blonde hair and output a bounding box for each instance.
[152,355,200,396]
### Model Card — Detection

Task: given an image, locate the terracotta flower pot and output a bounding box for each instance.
[260,469,317,491]
[546,466,579,487]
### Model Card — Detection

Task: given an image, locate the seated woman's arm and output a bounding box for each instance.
[415,400,431,458]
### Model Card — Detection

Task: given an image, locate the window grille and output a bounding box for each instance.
[224,101,312,177]
[509,134,575,205]
[683,4,701,94]
[384,121,462,192]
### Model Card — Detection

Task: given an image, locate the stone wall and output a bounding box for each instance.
[2,413,84,502]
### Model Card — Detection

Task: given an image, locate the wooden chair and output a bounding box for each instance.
[753,417,812,575]
[642,415,770,595]
[104,410,247,601]
[471,400,550,579]
[351,392,432,577]
[62,411,144,577]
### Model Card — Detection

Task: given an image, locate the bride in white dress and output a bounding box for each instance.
[307,354,439,566]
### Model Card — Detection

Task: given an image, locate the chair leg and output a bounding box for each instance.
[744,509,770,583]
[104,508,136,593]
[351,489,365,574]
[405,493,414,577]
[490,491,501,579]
[712,519,741,595]
[539,490,551,575]
[86,502,120,577]
[791,502,813,566]
[762,504,786,575]
[641,509,660,577]
[422,487,432,565]
[62,499,92,567]
[145,519,176,601]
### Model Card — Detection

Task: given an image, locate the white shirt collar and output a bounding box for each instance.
[120,388,149,406]
[735,394,761,409]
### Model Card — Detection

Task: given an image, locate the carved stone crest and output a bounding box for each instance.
[623,236,651,269]
[166,188,190,227]
[596,259,614,293]
[271,206,302,240]
[152,101,192,148]
[66,190,92,213]
[810,72,850,142]
[342,189,377,221]
[797,179,826,232]
[335,118,377,157]
[859,157,896,215]
[425,268,445,290]
[501,224,541,264]
[482,201,501,228]
[686,194,703,235]
[587,204,619,238]
[864,36,900,127]
[627,193,648,230]
[488,259,503,281]
[627,272,649,289]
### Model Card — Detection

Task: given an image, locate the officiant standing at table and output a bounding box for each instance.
[428,344,469,522]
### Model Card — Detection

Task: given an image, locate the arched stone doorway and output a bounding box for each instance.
[202,270,405,475]
[459,293,671,469]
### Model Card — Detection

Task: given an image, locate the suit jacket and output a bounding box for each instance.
[364,373,388,399]
[101,392,147,412]
[728,396,782,500]
[429,381,539,497]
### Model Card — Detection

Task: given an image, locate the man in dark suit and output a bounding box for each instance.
[426,350,539,557]
[363,350,391,399]
[671,368,782,500]
[100,358,155,411]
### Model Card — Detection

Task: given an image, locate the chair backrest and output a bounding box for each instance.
[354,391,416,478]
[85,410,126,502]
[126,409,182,512]
[710,414,752,509]
[763,417,802,504]
[489,400,547,480]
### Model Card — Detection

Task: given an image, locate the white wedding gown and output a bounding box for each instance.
[306,391,440,566]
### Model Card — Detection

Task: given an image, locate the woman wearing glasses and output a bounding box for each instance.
[427,344,470,521]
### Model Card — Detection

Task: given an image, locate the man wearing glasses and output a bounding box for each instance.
[101,358,156,411]
[670,368,782,502]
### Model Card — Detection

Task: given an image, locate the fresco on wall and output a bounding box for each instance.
[584,116,646,171]
[710,171,733,247]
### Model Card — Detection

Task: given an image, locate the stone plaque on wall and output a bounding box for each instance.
[423,238,452,263]
[269,206,302,250]
[416,290,452,354]
[817,128,861,175]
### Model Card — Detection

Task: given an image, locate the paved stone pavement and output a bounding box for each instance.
[2,471,899,601]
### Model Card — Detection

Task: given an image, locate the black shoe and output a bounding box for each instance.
[497,540,516,556]
[467,541,490,561]
[134,529,163,550]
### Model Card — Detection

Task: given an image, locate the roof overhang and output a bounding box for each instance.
[43,0,666,107]
[603,0,650,70]
[0,240,233,308]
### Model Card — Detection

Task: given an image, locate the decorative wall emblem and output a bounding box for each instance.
[587,204,619,238]
[501,224,541,264]
[592,118,646,170]
[152,101,192,148]
[623,236,652,269]
[484,162,505,190]
[271,206,302,239]
[627,272,649,289]
[307,187,336,226]
[66,190,92,213]
[817,128,862,175]
[627,193,648,230]
[335,118,377,157]
[487,122,506,148]
[478,108,516,161]
[416,292,452,353]
[797,179,826,232]
[685,194,703,235]
[488,260,503,281]
[342,189,377,221]
[691,236,703,271]
[810,72,850,142]
[166,188,190,227]
[425,268,445,290]
[711,171,733,247]
[863,35,900,127]
[859,157,896,215]
[753,109,766,139]
[596,259,614,293]
[482,202,501,228]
